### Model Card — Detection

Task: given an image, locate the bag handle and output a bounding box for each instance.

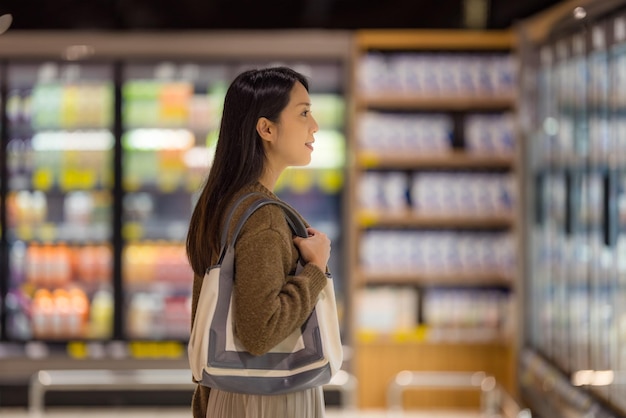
[218,193,308,262]
[229,198,309,247]
[220,192,265,250]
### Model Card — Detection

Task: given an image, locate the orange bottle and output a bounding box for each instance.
[32,288,54,338]
[26,244,43,287]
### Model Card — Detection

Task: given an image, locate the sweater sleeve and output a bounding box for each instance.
[232,212,328,356]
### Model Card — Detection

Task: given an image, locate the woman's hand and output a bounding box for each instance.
[293,227,331,271]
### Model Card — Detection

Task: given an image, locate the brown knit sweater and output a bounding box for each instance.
[190,182,329,418]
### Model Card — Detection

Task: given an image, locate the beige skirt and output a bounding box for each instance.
[206,385,326,418]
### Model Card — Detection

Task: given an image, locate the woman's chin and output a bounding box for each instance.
[292,156,312,167]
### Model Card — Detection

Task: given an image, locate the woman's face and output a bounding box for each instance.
[264,81,319,170]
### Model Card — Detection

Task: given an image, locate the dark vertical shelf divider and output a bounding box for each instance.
[0,60,7,340]
[534,171,544,226]
[112,61,124,340]
[565,169,573,236]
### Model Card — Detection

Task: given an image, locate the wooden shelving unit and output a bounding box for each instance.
[348,29,520,409]
[355,95,515,111]
[356,210,515,229]
[356,151,516,170]
[358,270,514,287]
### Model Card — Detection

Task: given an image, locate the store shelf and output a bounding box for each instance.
[356,210,515,229]
[355,29,516,50]
[356,334,511,346]
[357,151,515,170]
[349,29,519,410]
[356,95,515,111]
[358,270,514,287]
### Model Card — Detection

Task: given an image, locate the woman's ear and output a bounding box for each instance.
[256,117,275,143]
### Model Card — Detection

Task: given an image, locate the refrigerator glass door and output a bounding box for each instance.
[120,61,347,341]
[4,62,115,341]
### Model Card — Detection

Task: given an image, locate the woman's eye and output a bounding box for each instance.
[302,110,310,117]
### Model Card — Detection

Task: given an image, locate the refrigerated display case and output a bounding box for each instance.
[3,62,116,342]
[518,1,626,416]
[119,60,347,342]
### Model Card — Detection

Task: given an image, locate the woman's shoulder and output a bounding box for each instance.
[225,185,293,242]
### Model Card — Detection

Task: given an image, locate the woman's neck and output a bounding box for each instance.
[258,167,282,191]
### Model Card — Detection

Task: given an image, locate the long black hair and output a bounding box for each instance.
[186,66,309,276]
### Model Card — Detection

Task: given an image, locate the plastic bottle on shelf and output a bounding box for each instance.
[69,287,89,330]
[18,89,30,122]
[40,243,56,288]
[127,293,152,339]
[31,288,54,338]
[135,244,155,283]
[26,243,44,287]
[6,89,22,122]
[93,244,113,284]
[56,243,73,287]
[15,190,32,225]
[9,241,27,286]
[61,84,79,129]
[77,245,97,284]
[68,287,89,337]
[7,137,23,176]
[122,244,138,284]
[31,190,47,225]
[89,289,113,339]
[52,288,71,338]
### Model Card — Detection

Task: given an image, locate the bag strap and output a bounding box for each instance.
[219,192,264,250]
[218,193,308,262]
[236,198,307,240]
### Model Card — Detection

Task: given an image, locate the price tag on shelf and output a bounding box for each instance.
[67,341,88,359]
[77,169,97,189]
[60,168,80,191]
[391,326,427,343]
[391,331,411,343]
[357,210,379,227]
[358,152,380,168]
[122,222,144,241]
[356,329,379,344]
[32,168,54,191]
[162,341,185,358]
[129,342,156,358]
[128,341,185,359]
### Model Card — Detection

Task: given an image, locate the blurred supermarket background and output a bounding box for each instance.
[1,0,626,417]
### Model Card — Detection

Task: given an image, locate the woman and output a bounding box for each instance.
[186,66,332,418]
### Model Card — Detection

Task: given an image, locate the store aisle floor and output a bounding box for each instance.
[0,407,482,418]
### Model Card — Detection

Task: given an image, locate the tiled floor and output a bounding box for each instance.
[0,407,482,418]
